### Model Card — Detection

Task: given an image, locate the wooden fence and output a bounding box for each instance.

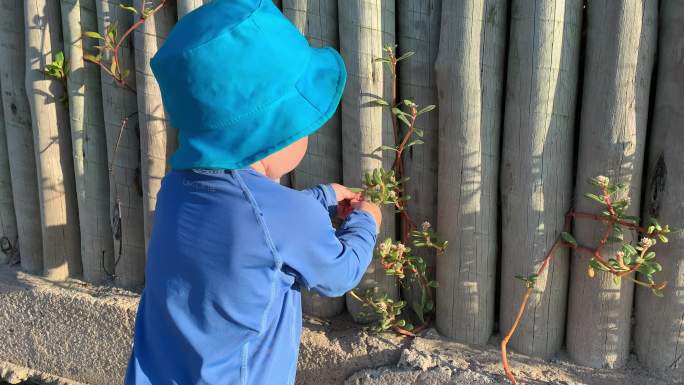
[0,0,682,373]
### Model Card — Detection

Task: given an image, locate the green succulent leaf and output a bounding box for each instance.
[561,232,578,247]
[119,4,138,13]
[83,31,105,40]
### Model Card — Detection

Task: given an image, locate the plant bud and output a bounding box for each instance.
[587,266,596,278]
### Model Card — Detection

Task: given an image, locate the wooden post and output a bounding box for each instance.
[60,0,115,284]
[95,0,146,288]
[283,0,345,318]
[634,0,684,371]
[566,0,657,369]
[434,0,507,345]
[396,0,441,309]
[0,83,17,266]
[176,0,206,17]
[24,0,82,280]
[0,0,42,272]
[499,0,582,358]
[338,0,398,320]
[134,0,178,254]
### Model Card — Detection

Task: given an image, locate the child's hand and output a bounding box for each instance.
[330,184,381,231]
[350,198,382,233]
[331,183,361,220]
[330,183,361,202]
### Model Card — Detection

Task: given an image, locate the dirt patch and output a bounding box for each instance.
[344,329,684,385]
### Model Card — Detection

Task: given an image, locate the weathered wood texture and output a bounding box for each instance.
[24,0,82,280]
[0,84,16,266]
[396,0,441,308]
[95,0,146,288]
[60,0,114,284]
[634,0,684,371]
[176,0,207,18]
[434,0,507,345]
[0,1,32,269]
[283,0,345,318]
[499,0,582,358]
[134,0,177,254]
[566,0,657,369]
[338,0,398,320]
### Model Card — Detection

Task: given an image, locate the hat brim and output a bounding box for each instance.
[170,46,347,170]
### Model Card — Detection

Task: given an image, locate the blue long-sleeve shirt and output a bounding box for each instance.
[124,168,377,385]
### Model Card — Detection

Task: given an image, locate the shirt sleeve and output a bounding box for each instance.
[282,207,378,298]
[299,184,338,218]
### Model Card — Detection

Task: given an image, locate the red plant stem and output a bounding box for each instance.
[389,52,399,147]
[86,58,136,93]
[570,211,651,233]
[500,214,570,385]
[112,0,166,88]
[501,186,666,384]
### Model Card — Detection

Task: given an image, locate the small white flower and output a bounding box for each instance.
[595,175,609,187]
[641,238,654,248]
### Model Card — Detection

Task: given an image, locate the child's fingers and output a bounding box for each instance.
[331,183,360,202]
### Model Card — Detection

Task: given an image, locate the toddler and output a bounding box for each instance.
[123,0,381,384]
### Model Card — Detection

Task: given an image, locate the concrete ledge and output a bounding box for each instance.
[0,265,406,385]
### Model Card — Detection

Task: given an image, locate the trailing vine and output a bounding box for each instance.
[44,1,168,281]
[349,45,446,336]
[501,176,674,384]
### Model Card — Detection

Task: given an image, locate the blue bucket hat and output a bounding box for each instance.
[150,0,347,169]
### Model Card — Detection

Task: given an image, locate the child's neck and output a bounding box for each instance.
[250,161,267,175]
[248,161,280,182]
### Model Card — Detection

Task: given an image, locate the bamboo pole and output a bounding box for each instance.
[60,0,114,284]
[396,0,441,317]
[95,0,146,288]
[499,0,582,359]
[338,0,398,320]
[634,0,684,371]
[24,0,82,280]
[283,0,345,318]
[133,0,177,255]
[0,1,36,270]
[434,0,507,345]
[566,0,657,368]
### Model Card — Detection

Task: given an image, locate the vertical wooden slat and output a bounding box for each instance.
[0,1,32,269]
[283,0,345,318]
[396,0,441,309]
[0,81,17,266]
[339,0,398,320]
[24,0,82,280]
[134,0,178,255]
[499,0,582,358]
[95,0,146,288]
[566,0,657,369]
[176,0,207,18]
[434,0,507,345]
[634,0,684,371]
[61,0,114,284]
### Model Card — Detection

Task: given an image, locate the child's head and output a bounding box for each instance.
[250,136,308,180]
[149,0,347,172]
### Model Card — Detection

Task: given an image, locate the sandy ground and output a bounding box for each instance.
[344,328,684,385]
